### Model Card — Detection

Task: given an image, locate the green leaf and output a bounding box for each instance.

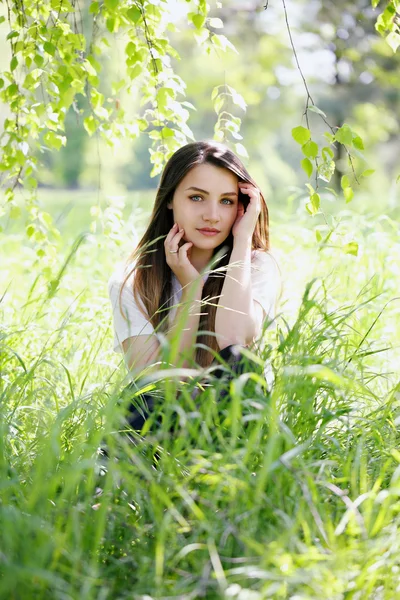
[161,127,174,138]
[341,175,350,190]
[0,78,4,90]
[315,229,322,242]
[361,169,375,177]
[335,124,353,145]
[310,192,320,212]
[318,160,335,183]
[321,146,334,160]
[26,224,36,238]
[127,6,141,23]
[105,0,118,9]
[211,86,220,102]
[10,205,21,219]
[106,17,116,33]
[44,41,56,56]
[128,63,143,80]
[302,140,318,159]
[89,1,100,14]
[0,16,5,24]
[301,158,313,178]
[343,241,358,256]
[308,105,327,118]
[386,31,400,53]
[34,54,44,67]
[10,56,18,71]
[211,34,238,53]
[352,135,364,150]
[192,14,206,29]
[214,95,224,114]
[344,187,354,203]
[325,187,338,197]
[84,115,97,135]
[305,183,315,195]
[6,30,19,41]
[292,126,311,145]
[228,86,247,111]
[43,131,66,150]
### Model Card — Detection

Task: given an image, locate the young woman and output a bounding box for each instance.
[108,140,281,428]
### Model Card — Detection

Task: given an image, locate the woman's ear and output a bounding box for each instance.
[167,202,173,209]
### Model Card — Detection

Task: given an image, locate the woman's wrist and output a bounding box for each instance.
[232,236,252,251]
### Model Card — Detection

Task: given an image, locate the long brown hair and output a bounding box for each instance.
[121,140,270,368]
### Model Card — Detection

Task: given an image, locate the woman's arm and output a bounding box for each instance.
[123,279,204,373]
[214,238,259,349]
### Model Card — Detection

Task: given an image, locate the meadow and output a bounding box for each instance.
[1,189,400,599]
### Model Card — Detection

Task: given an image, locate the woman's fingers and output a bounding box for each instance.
[178,242,193,258]
[165,225,188,256]
[164,223,178,244]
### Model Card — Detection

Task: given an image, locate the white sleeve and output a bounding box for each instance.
[251,251,281,329]
[108,270,155,353]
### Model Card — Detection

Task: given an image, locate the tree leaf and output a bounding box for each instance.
[84,115,97,135]
[302,140,318,159]
[386,31,400,53]
[361,169,375,177]
[301,158,313,178]
[44,41,56,56]
[341,175,350,190]
[308,104,327,118]
[343,241,358,256]
[318,160,335,183]
[10,56,18,71]
[192,14,206,29]
[321,146,334,160]
[89,2,100,14]
[335,124,353,145]
[292,126,311,145]
[214,95,224,114]
[352,135,364,150]
[344,187,354,203]
[228,87,247,111]
[310,192,320,212]
[127,6,141,23]
[6,30,19,41]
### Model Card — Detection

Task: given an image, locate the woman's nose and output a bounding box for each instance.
[203,203,220,222]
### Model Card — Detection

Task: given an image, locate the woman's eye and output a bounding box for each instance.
[190,195,234,205]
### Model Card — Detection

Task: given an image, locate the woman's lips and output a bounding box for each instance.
[197,229,220,236]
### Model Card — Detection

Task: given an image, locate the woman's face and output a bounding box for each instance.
[167,163,239,248]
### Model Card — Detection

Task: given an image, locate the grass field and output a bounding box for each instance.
[1,190,400,599]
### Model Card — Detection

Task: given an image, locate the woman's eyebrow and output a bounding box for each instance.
[185,186,238,197]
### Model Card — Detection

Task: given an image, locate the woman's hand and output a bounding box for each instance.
[164,223,202,289]
[231,182,261,243]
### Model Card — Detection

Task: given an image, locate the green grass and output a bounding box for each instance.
[1,193,400,599]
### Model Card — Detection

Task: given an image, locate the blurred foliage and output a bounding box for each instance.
[0,0,399,260]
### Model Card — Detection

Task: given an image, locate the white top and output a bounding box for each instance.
[108,249,281,355]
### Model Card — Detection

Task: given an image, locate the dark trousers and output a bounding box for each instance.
[124,344,256,432]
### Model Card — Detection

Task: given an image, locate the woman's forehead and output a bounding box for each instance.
[178,163,238,190]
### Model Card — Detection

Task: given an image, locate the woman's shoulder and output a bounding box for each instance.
[251,249,280,271]
[108,260,136,291]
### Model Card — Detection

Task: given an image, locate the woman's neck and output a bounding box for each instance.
[189,247,214,274]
